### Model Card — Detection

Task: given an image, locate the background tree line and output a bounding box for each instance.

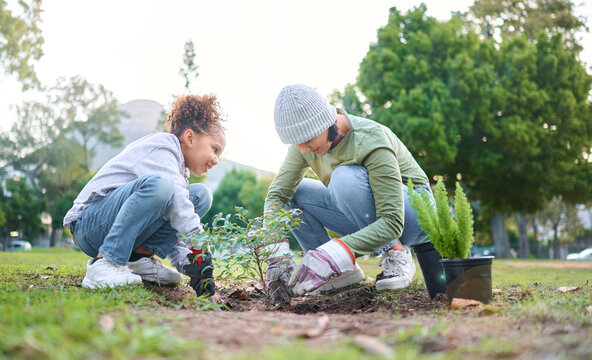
[331,0,592,258]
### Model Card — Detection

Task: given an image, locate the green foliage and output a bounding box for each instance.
[468,0,587,50]
[408,177,474,259]
[0,0,44,90]
[337,3,592,224]
[184,207,301,304]
[0,177,46,240]
[55,76,125,171]
[202,169,269,225]
[179,39,199,91]
[0,76,124,239]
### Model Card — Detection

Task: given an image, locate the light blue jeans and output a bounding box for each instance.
[72,174,212,266]
[285,165,433,256]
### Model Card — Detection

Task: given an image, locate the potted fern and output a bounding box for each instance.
[408,177,493,304]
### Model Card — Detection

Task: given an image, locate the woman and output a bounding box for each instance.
[264,84,434,304]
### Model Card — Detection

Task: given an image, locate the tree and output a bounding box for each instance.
[537,197,584,258]
[0,0,44,89]
[0,77,124,246]
[179,39,199,92]
[468,0,587,49]
[202,169,258,226]
[356,5,496,178]
[338,5,592,257]
[467,0,592,258]
[238,175,273,217]
[54,76,125,171]
[0,178,46,249]
[158,39,202,131]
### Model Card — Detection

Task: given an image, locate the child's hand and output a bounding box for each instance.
[185,252,215,297]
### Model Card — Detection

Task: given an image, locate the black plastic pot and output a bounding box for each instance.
[411,240,447,299]
[440,256,494,304]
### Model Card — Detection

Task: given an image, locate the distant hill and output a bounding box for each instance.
[92,99,272,191]
[92,99,163,169]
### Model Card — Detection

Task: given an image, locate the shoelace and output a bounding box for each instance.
[148,257,163,287]
[378,252,408,278]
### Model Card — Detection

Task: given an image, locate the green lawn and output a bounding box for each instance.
[1,248,591,359]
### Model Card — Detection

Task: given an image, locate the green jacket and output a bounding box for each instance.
[264,109,428,255]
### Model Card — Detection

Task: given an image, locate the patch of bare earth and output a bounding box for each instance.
[135,280,591,358]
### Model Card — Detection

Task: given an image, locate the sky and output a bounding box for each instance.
[1,0,591,173]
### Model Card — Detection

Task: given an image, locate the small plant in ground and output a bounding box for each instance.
[407,177,474,259]
[182,207,301,305]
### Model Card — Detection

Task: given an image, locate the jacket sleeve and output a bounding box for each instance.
[131,145,203,235]
[264,145,309,214]
[340,147,405,255]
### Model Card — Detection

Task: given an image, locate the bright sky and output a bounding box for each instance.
[1,0,591,172]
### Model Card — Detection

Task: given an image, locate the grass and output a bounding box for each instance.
[1,248,591,359]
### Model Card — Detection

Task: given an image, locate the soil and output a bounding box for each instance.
[137,279,591,359]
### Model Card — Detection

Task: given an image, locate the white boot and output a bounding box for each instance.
[127,257,183,285]
[82,258,143,289]
[375,247,416,290]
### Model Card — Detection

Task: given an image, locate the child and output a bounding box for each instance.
[63,94,225,296]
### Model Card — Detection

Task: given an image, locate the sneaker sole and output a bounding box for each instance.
[137,273,182,285]
[311,265,366,294]
[375,277,412,291]
[82,276,143,289]
[82,277,97,289]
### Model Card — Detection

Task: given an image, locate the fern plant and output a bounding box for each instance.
[407,177,474,259]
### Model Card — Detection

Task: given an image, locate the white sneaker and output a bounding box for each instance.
[375,247,416,290]
[82,258,143,289]
[311,263,366,294]
[127,257,182,285]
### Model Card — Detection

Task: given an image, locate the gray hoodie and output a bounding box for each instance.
[63,132,203,235]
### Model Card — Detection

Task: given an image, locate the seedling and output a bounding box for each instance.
[182,207,301,305]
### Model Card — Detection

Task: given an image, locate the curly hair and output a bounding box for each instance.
[166,94,224,138]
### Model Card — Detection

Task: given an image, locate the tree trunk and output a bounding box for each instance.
[532,216,541,258]
[552,224,561,259]
[491,212,510,258]
[50,228,63,247]
[49,228,58,247]
[517,213,530,258]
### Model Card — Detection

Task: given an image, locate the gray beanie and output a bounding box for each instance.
[274,84,337,144]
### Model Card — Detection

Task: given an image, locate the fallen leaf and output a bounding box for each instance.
[557,286,581,293]
[492,288,502,295]
[40,275,51,280]
[232,289,249,300]
[451,298,482,309]
[269,326,283,335]
[352,335,394,358]
[98,315,115,331]
[299,315,329,338]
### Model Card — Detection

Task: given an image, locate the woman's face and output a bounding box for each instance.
[181,129,226,176]
[296,129,331,156]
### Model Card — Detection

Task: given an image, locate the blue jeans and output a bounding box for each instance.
[285,165,433,256]
[73,174,212,266]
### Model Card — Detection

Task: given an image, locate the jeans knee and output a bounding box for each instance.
[143,174,175,205]
[188,183,213,216]
[329,165,367,204]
